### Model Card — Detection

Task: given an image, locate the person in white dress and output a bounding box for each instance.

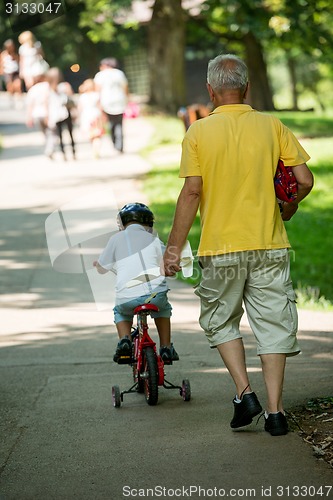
[78,79,104,158]
[25,71,50,155]
[18,31,45,91]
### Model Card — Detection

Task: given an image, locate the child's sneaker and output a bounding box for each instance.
[159,344,180,364]
[159,346,173,365]
[170,343,179,361]
[113,337,132,364]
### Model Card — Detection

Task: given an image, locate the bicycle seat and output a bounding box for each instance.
[134,304,159,314]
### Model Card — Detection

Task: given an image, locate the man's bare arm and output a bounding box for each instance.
[281,163,314,221]
[164,176,202,276]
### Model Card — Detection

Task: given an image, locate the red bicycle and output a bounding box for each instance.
[111,303,191,407]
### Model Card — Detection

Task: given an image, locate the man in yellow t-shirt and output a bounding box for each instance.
[164,54,313,436]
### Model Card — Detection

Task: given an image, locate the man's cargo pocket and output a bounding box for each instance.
[283,281,298,334]
[194,284,222,333]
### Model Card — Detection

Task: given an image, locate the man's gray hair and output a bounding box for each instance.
[207,54,248,93]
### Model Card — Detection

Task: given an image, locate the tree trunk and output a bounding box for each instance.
[243,32,275,111]
[286,56,299,110]
[148,0,186,113]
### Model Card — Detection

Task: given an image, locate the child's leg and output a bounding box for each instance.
[56,121,66,158]
[113,320,132,363]
[115,320,132,339]
[155,316,179,364]
[66,115,76,156]
[154,317,171,347]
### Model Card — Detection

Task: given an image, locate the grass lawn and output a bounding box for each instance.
[143,112,333,311]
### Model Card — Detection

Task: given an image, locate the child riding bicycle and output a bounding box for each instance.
[93,202,179,365]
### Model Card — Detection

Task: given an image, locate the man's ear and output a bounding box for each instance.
[243,82,249,100]
[206,82,215,102]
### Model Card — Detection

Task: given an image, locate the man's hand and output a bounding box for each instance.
[281,201,298,221]
[163,246,182,276]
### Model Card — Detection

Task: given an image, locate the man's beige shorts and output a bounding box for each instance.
[195,249,300,356]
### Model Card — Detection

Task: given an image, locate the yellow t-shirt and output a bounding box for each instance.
[180,104,310,256]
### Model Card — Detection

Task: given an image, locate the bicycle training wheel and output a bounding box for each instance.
[142,347,158,406]
[112,385,121,408]
[181,379,191,402]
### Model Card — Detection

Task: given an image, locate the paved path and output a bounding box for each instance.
[0,92,332,500]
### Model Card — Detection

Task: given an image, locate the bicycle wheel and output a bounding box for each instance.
[142,347,158,406]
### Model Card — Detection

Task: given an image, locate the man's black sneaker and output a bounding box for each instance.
[264,412,289,436]
[113,337,132,364]
[230,392,263,428]
[160,346,173,365]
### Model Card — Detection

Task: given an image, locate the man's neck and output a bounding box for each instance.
[214,90,244,107]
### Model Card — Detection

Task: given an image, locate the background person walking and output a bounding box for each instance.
[0,39,22,106]
[94,58,128,154]
[163,54,314,437]
[46,67,76,161]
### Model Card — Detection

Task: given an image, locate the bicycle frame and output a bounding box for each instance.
[132,304,164,386]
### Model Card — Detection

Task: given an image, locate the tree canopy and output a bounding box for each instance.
[1,0,332,111]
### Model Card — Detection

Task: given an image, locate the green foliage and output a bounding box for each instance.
[296,286,333,312]
[79,2,116,43]
[268,50,333,111]
[0,1,104,75]
[203,0,276,42]
[270,112,333,137]
[200,0,333,110]
[306,397,333,410]
[202,0,333,54]
[1,0,332,113]
[78,0,135,43]
[284,134,333,307]
[280,0,333,57]
[141,115,184,153]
